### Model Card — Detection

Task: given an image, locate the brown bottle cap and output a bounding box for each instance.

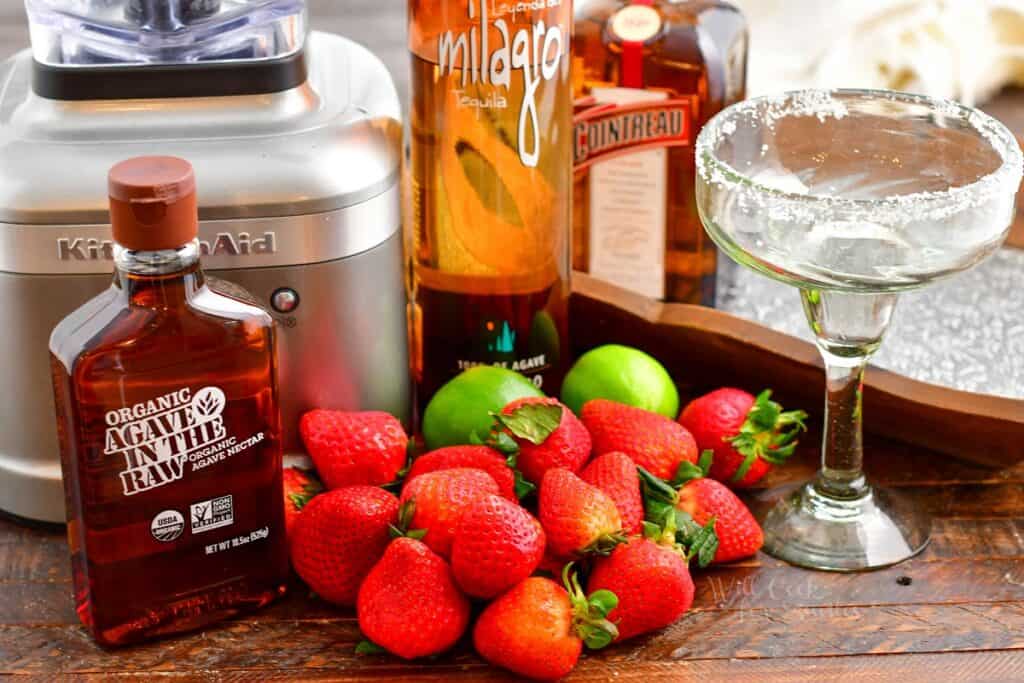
[108,156,198,251]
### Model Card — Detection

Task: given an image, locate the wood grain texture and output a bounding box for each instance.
[570,273,1024,469]
[1,4,1024,682]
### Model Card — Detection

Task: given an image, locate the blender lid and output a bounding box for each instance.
[25,0,307,67]
[25,0,309,99]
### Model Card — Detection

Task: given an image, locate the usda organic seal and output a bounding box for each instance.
[151,509,185,542]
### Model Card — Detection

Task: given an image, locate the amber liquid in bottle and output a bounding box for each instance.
[49,158,288,647]
[407,0,574,408]
[573,0,748,304]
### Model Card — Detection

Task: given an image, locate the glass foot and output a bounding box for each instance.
[762,481,931,571]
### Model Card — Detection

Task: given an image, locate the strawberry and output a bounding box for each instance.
[679,388,807,487]
[587,536,695,641]
[407,445,518,501]
[473,567,618,680]
[450,494,546,598]
[399,467,499,558]
[299,410,408,489]
[282,466,322,543]
[581,399,699,481]
[581,452,644,535]
[678,478,763,563]
[640,458,762,564]
[290,486,399,607]
[497,397,592,484]
[538,468,625,558]
[357,537,471,660]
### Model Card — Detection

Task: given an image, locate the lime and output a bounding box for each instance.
[422,366,545,450]
[560,344,679,418]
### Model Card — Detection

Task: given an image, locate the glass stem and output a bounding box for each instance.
[817,350,869,499]
[801,288,899,501]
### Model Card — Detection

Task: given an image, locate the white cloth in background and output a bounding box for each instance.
[734,0,1024,105]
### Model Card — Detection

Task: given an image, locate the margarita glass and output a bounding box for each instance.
[696,89,1022,571]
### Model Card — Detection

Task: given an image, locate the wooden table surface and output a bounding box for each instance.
[2,3,1024,681]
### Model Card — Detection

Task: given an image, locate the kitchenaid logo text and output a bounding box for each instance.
[56,232,278,261]
[573,101,692,170]
[105,387,265,496]
[439,0,567,167]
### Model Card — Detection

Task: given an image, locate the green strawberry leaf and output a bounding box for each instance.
[581,532,628,557]
[491,403,563,445]
[490,431,521,457]
[588,589,619,618]
[639,466,680,506]
[380,476,405,494]
[641,521,663,541]
[513,470,537,500]
[727,390,809,479]
[580,623,617,650]
[672,460,705,487]
[355,640,388,656]
[729,444,760,483]
[389,500,427,540]
[698,450,715,476]
[747,390,782,431]
[680,517,719,568]
[381,442,418,492]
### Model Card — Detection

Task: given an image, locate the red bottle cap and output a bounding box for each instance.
[108,156,198,251]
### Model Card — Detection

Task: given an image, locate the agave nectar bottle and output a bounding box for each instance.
[407,0,574,409]
[49,157,288,647]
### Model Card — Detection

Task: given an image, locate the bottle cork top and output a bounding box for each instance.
[108,156,198,251]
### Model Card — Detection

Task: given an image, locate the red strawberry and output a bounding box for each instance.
[473,569,618,680]
[581,399,698,480]
[581,452,644,535]
[399,468,499,558]
[498,397,592,484]
[677,477,763,563]
[588,536,695,641]
[640,461,762,564]
[290,486,399,607]
[299,410,407,489]
[282,466,322,543]
[407,446,517,501]
[539,468,624,558]
[679,388,807,487]
[450,494,546,598]
[357,537,471,659]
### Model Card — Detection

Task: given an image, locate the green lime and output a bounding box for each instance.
[561,344,679,418]
[422,366,545,450]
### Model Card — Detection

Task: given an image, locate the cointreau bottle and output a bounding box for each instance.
[407,0,573,408]
[49,157,288,646]
[573,0,748,304]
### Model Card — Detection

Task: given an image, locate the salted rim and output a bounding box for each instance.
[695,88,1024,224]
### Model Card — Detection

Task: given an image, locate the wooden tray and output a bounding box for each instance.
[570,273,1024,469]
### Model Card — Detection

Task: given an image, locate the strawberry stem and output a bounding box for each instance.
[563,563,620,649]
[727,390,808,481]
